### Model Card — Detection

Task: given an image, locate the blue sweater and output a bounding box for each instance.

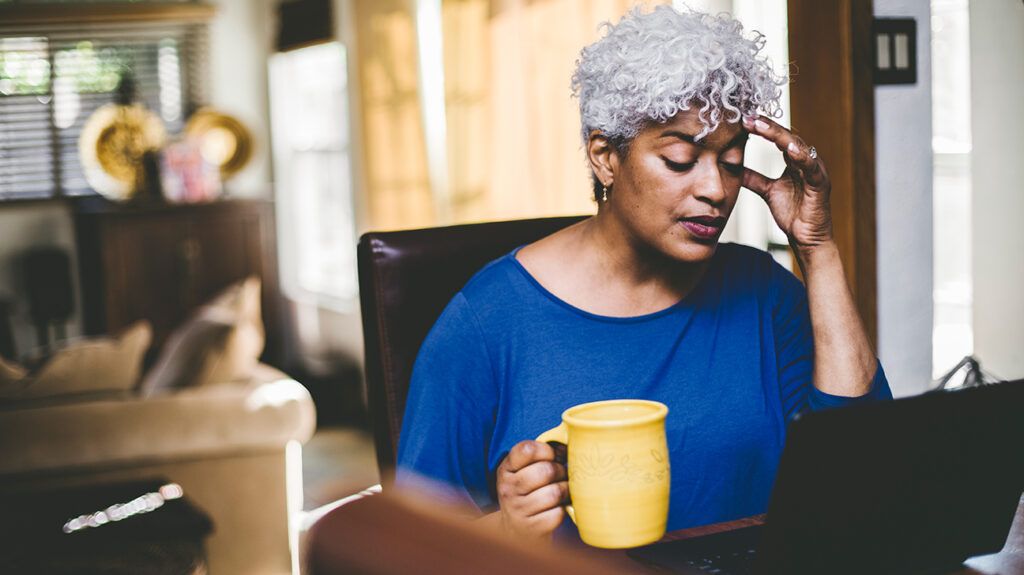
[396,243,892,531]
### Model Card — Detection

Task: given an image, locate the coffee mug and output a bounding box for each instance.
[536,399,670,548]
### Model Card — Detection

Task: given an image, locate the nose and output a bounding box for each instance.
[692,161,727,205]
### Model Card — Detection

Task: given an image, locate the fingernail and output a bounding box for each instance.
[742,116,755,128]
[755,119,770,131]
[787,142,800,154]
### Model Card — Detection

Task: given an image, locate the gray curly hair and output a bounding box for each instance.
[572,5,785,156]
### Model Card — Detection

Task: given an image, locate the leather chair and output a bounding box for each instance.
[357,216,586,486]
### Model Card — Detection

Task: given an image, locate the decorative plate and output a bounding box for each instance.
[184,108,253,180]
[79,104,166,201]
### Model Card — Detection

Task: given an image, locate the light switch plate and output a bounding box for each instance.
[873,18,917,85]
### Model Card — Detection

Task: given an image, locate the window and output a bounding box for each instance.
[930,0,972,378]
[0,14,207,200]
[269,42,358,305]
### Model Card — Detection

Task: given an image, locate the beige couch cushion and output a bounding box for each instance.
[140,276,264,396]
[0,322,151,402]
[0,364,315,476]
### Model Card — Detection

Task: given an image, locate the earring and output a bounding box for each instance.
[601,183,610,202]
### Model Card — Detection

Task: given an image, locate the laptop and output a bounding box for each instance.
[627,380,1024,575]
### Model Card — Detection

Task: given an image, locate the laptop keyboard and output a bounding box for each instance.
[627,524,764,575]
[675,546,757,574]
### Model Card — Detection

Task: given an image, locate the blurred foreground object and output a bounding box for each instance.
[184,107,253,181]
[0,479,211,575]
[305,486,639,575]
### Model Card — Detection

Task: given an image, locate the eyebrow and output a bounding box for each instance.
[660,130,697,144]
[659,129,749,149]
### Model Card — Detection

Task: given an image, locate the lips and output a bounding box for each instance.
[679,215,726,240]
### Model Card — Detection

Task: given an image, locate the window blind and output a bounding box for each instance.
[0,18,208,200]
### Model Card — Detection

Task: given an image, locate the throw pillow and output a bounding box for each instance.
[202,275,265,384]
[0,356,27,385]
[0,321,152,402]
[139,276,265,396]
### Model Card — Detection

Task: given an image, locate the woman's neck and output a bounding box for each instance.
[516,213,713,317]
[581,213,710,302]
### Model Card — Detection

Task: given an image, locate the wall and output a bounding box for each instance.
[208,0,275,198]
[873,0,933,397]
[970,0,1024,380]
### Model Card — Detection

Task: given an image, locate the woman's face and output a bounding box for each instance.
[604,109,748,264]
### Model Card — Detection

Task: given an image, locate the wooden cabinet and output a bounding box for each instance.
[74,197,282,365]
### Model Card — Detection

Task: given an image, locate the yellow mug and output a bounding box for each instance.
[536,399,670,548]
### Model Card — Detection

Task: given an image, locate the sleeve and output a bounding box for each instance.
[395,292,499,511]
[770,257,892,421]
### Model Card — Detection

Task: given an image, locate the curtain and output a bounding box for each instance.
[352,0,435,231]
[353,0,656,231]
[444,0,653,223]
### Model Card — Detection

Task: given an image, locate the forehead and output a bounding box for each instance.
[642,108,746,149]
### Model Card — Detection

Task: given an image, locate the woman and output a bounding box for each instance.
[396,5,892,540]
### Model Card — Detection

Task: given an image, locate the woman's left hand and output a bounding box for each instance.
[741,116,834,252]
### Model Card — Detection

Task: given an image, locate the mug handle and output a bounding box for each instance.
[535,422,576,524]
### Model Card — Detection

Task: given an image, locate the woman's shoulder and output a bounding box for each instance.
[460,222,586,306]
[422,251,529,346]
[455,249,536,308]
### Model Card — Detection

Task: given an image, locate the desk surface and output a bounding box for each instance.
[307,491,1024,575]
[626,495,1024,574]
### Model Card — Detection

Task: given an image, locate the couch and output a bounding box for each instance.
[0,362,316,574]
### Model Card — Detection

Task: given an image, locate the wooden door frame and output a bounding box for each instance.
[787,0,878,348]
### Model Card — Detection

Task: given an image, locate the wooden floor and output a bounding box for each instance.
[302,426,379,510]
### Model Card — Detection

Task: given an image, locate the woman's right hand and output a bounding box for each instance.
[495,440,569,539]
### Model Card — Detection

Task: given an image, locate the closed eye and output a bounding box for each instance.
[663,158,695,172]
[721,162,744,176]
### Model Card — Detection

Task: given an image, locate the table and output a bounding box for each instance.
[306,491,1024,574]
[617,495,1024,574]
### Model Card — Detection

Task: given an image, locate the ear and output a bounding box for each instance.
[586,130,618,187]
